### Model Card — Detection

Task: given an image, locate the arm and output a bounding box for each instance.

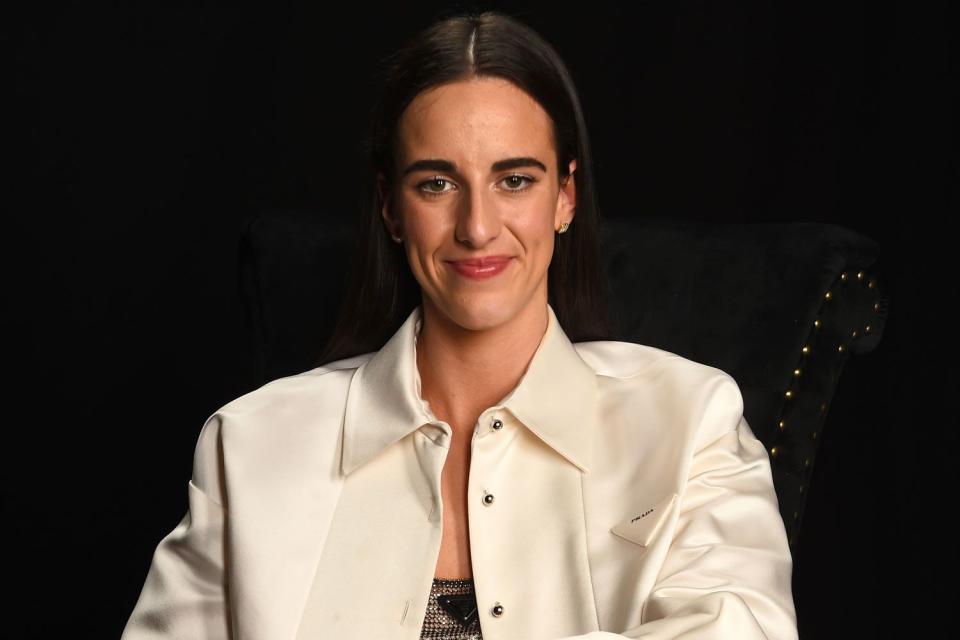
[559,375,799,639]
[121,414,232,640]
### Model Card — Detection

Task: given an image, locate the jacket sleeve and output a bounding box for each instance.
[556,374,799,640]
[121,413,232,640]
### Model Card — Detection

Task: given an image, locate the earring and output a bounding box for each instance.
[391,234,403,243]
[557,222,570,234]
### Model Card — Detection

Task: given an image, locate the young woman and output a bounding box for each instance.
[123,11,798,640]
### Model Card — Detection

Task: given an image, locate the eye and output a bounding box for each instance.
[416,174,537,199]
[417,176,455,198]
[500,174,536,193]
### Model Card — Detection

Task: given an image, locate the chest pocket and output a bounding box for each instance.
[610,492,679,547]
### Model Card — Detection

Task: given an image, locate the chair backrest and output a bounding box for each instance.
[598,216,887,553]
[239,210,889,556]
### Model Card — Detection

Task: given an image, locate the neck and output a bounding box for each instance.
[415,296,549,437]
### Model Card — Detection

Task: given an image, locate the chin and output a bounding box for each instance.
[437,295,522,332]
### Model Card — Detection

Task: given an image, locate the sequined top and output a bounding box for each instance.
[420,577,483,639]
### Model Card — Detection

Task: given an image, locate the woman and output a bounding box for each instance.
[122,11,798,640]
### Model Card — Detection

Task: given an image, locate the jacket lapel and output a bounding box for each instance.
[342,302,598,477]
[220,367,359,640]
[225,302,602,639]
[340,304,439,476]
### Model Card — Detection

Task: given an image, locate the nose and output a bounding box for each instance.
[455,186,501,248]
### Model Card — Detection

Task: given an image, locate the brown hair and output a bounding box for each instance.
[315,10,614,366]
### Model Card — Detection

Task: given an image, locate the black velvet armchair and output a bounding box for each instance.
[238,210,888,556]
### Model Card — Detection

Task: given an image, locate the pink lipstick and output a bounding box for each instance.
[446,256,514,279]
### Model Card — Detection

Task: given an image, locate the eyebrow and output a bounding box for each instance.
[400,157,547,178]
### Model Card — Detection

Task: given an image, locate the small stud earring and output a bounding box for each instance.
[557,222,570,234]
[391,234,403,243]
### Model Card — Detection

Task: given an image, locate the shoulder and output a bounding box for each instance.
[217,352,375,418]
[190,352,378,502]
[574,339,736,389]
[196,351,377,449]
[574,340,745,443]
[189,353,377,504]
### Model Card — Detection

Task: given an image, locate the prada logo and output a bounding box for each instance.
[436,592,479,628]
[610,492,679,547]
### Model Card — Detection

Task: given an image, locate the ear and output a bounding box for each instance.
[555,158,577,228]
[377,171,401,238]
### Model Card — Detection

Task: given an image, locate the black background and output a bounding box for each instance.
[9,2,955,637]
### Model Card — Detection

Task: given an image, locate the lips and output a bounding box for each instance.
[445,256,514,279]
[449,256,512,268]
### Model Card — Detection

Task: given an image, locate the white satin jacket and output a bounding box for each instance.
[122,303,798,640]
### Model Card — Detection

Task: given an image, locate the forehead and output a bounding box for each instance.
[396,77,555,168]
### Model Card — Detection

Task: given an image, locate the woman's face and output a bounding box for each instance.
[380,76,576,332]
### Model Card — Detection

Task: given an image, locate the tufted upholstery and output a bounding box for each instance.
[238,210,888,557]
[598,217,888,553]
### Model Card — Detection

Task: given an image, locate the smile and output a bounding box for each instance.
[445,257,514,280]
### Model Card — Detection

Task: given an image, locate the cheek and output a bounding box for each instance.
[513,202,556,256]
[400,206,451,274]
[405,213,450,249]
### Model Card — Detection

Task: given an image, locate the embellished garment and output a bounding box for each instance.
[420,577,483,639]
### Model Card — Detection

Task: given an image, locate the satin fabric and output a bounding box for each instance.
[122,303,798,640]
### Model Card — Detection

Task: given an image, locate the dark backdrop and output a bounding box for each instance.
[9,2,954,637]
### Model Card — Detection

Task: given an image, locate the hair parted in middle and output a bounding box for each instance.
[315,10,614,367]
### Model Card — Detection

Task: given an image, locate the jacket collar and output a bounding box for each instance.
[341,302,599,476]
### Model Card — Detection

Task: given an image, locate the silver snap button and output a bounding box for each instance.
[482,491,495,505]
[491,418,503,430]
[491,602,504,617]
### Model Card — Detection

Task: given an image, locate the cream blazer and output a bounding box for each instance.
[122,303,798,640]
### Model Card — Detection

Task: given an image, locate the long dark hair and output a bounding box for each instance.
[315,10,615,367]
